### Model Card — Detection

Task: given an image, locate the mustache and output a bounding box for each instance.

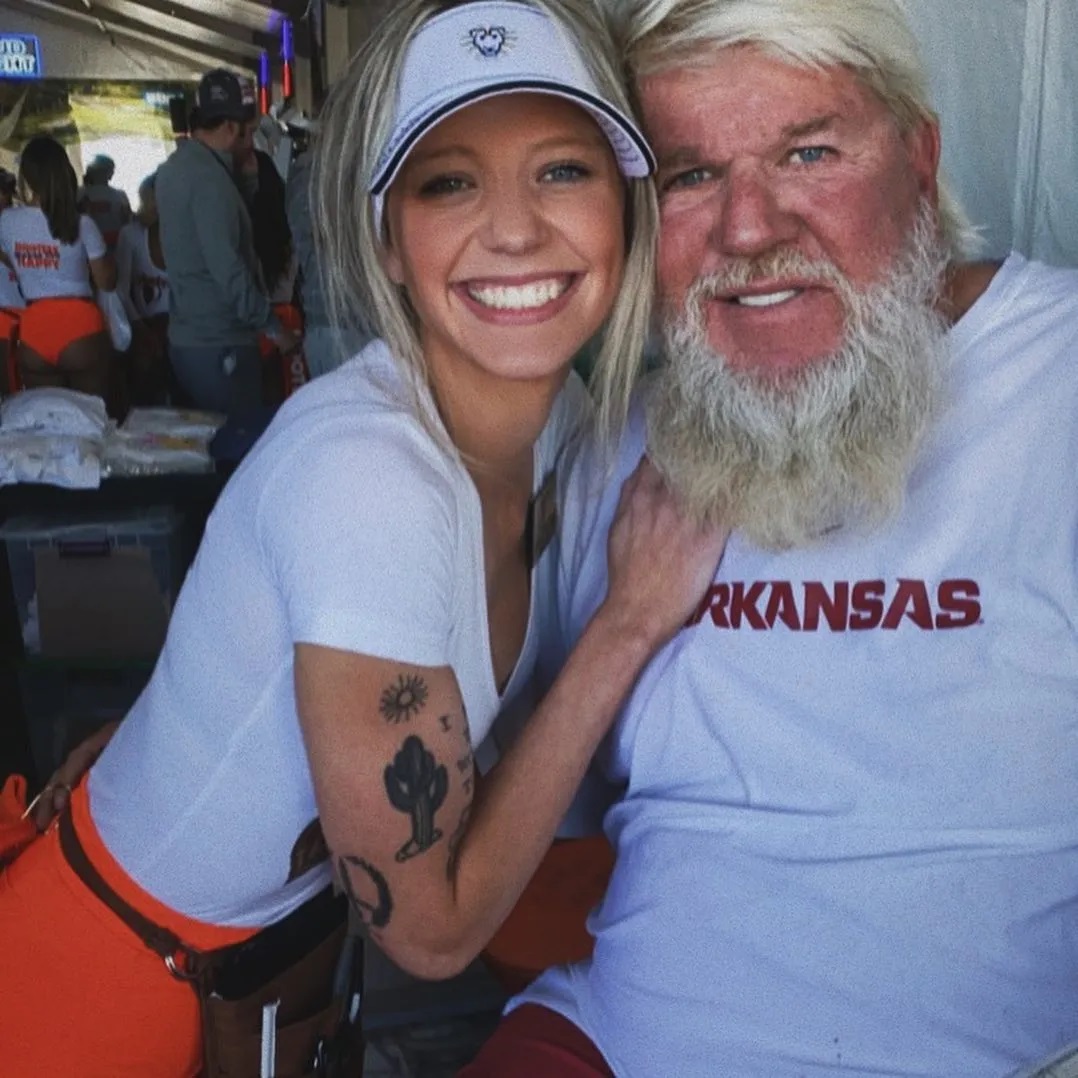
[679,249,851,307]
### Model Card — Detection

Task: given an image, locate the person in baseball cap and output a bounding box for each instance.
[192,68,256,127]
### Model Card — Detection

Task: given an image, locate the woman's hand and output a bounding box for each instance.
[601,456,729,651]
[29,720,119,830]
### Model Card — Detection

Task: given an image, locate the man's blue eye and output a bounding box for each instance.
[791,146,829,165]
[663,168,710,192]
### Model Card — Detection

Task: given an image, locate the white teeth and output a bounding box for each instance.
[467,278,569,310]
[736,289,799,308]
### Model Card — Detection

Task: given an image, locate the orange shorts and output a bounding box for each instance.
[19,296,107,365]
[0,779,255,1076]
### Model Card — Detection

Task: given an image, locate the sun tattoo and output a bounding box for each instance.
[379,674,429,724]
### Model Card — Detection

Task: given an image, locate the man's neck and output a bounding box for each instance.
[940,260,1003,324]
[193,129,234,162]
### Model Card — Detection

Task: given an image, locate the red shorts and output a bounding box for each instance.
[19,296,107,365]
[0,779,256,1076]
[459,1004,613,1077]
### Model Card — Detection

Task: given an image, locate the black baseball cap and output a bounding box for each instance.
[195,68,255,124]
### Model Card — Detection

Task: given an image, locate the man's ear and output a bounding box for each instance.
[905,118,941,208]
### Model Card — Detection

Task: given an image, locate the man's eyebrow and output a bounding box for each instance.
[654,146,704,171]
[781,114,841,141]
[655,114,843,171]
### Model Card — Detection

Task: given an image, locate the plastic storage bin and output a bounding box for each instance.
[0,506,193,659]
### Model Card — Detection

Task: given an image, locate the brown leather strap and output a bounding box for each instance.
[57,807,201,975]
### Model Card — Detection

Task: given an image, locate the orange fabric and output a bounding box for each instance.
[482,836,615,994]
[258,301,304,360]
[18,296,106,365]
[259,302,309,398]
[0,780,256,1076]
[0,774,37,867]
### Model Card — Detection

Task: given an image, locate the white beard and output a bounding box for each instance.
[646,202,951,551]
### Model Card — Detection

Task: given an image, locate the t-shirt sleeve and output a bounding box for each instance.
[258,414,457,668]
[79,215,107,260]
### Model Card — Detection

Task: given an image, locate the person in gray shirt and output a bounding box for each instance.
[156,69,298,415]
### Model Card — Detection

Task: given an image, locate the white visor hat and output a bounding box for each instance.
[370,0,655,223]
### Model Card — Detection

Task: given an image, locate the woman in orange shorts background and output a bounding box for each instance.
[0,166,23,394]
[0,136,116,400]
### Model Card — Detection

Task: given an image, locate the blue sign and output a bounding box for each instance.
[0,34,43,80]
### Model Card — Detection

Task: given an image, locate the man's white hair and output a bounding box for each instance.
[620,0,978,258]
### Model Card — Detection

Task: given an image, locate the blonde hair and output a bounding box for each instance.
[312,0,658,449]
[620,0,978,258]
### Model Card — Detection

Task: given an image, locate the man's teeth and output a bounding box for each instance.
[467,278,569,310]
[736,289,799,308]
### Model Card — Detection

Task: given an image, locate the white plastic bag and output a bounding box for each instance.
[98,289,132,352]
[121,407,225,441]
[0,387,109,438]
[0,430,103,488]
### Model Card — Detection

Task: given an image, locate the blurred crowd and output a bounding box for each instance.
[0,68,364,421]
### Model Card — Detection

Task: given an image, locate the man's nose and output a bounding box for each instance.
[713,165,797,257]
[481,183,547,253]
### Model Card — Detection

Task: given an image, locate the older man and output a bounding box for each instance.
[464,1,1078,1076]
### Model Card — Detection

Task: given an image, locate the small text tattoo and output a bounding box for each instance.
[379,674,429,724]
[385,735,448,862]
[338,854,393,928]
[446,803,471,880]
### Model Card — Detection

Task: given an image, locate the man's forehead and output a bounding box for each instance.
[639,51,885,144]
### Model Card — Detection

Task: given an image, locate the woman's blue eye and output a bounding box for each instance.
[791,146,829,165]
[543,162,589,183]
[418,175,469,196]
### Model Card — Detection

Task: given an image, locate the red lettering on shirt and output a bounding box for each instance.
[14,240,61,271]
[685,579,983,633]
[935,579,982,628]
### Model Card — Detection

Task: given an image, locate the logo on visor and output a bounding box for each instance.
[465,26,514,57]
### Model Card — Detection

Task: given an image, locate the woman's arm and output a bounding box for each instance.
[296,459,727,979]
[113,228,140,321]
[88,252,117,293]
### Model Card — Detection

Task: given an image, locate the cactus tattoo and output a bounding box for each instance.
[385,735,448,861]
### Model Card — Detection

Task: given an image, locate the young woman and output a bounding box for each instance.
[0,168,24,393]
[0,135,116,400]
[115,172,170,404]
[0,1,727,1073]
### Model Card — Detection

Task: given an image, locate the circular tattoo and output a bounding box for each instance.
[379,674,429,724]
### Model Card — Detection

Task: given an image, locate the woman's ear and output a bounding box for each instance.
[379,197,405,285]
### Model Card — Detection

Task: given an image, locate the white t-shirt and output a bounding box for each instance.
[115,221,169,319]
[518,254,1078,1077]
[0,207,105,301]
[0,262,24,310]
[89,339,589,927]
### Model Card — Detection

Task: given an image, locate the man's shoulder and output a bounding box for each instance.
[977,253,1078,313]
